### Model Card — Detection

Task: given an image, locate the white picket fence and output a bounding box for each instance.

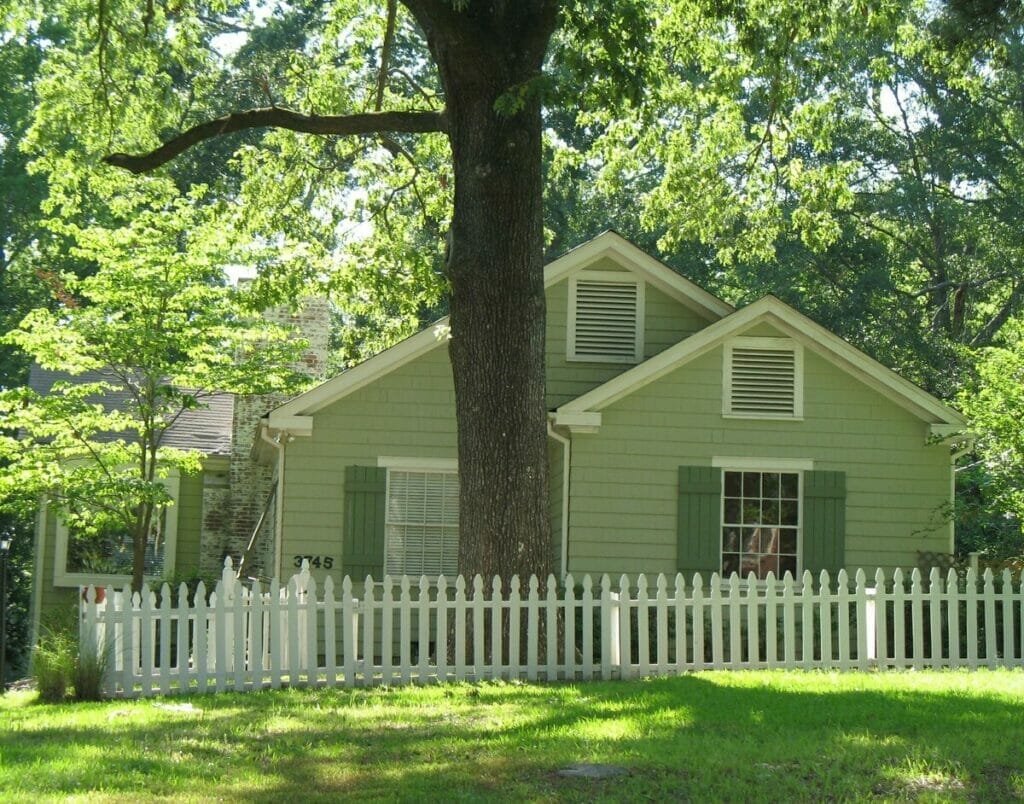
[79,559,1024,698]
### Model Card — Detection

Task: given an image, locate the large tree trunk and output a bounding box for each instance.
[413,5,558,585]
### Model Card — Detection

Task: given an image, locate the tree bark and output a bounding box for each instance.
[411,3,558,586]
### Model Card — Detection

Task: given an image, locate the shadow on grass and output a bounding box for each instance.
[2,673,1022,801]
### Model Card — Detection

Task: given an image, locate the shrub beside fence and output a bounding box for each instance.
[79,559,1024,698]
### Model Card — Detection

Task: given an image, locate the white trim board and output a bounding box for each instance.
[558,295,966,428]
[269,232,732,422]
[712,457,815,471]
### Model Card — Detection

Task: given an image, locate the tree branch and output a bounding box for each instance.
[104,107,448,174]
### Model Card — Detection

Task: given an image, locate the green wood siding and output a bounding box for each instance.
[279,345,458,589]
[677,466,721,574]
[545,264,714,408]
[342,465,387,579]
[173,470,204,579]
[803,470,846,575]
[565,323,951,579]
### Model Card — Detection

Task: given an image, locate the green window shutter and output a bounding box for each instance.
[803,470,846,576]
[343,465,387,580]
[677,466,721,574]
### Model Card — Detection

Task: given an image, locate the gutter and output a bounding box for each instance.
[546,418,571,581]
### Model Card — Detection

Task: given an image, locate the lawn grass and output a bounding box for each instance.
[1,670,1022,802]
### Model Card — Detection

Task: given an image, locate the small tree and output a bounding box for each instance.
[0,197,308,592]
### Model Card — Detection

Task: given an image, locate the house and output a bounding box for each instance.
[30,232,968,637]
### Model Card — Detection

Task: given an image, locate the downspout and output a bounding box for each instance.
[259,426,287,579]
[949,434,976,555]
[546,419,571,581]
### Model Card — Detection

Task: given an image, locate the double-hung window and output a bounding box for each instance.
[720,469,800,579]
[383,464,459,578]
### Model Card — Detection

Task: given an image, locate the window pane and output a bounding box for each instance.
[779,530,797,554]
[779,555,797,578]
[762,499,780,525]
[741,555,761,577]
[781,500,799,526]
[743,528,760,553]
[724,498,741,524]
[742,502,760,524]
[743,472,760,497]
[722,553,740,576]
[722,528,740,552]
[759,554,779,577]
[780,473,799,498]
[724,471,741,497]
[763,472,780,498]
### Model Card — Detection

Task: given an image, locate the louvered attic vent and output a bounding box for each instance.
[726,341,801,418]
[569,277,642,362]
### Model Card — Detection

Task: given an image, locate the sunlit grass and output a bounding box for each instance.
[1,670,1022,801]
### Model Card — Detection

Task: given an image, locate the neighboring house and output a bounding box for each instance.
[30,232,968,636]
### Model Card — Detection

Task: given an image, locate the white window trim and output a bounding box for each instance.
[722,335,804,420]
[53,471,181,589]
[718,464,803,579]
[381,459,459,579]
[378,456,458,472]
[567,270,645,364]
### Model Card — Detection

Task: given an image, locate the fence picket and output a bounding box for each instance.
[416,575,430,685]
[436,576,449,684]
[526,576,539,681]
[728,574,742,667]
[454,576,466,682]
[1001,569,1016,665]
[745,573,759,668]
[323,576,336,687]
[928,568,942,668]
[565,575,578,681]
[801,571,814,668]
[80,561,1024,699]
[819,571,833,669]
[966,568,979,668]
[343,576,356,687]
[637,574,650,678]
[709,575,723,669]
[892,568,906,670]
[545,575,558,681]
[983,569,997,668]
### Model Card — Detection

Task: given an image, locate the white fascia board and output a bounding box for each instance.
[269,321,450,419]
[752,303,967,427]
[559,296,967,428]
[544,231,734,321]
[558,302,764,413]
[552,410,603,432]
[265,412,314,436]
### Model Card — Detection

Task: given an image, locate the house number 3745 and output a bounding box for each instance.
[293,555,334,569]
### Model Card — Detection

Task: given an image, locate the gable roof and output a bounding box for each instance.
[28,366,235,456]
[556,295,966,429]
[269,232,732,424]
